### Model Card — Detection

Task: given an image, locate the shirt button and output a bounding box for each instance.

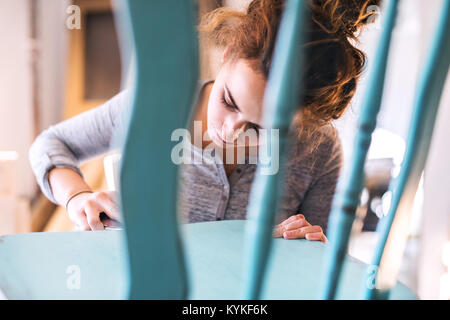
[222,195,227,201]
[237,168,242,173]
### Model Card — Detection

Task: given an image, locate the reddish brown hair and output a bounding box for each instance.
[198,0,381,146]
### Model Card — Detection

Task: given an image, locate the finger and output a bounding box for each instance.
[273,218,309,237]
[283,225,323,239]
[305,232,327,243]
[84,200,105,230]
[78,223,92,231]
[272,224,285,238]
[73,223,90,231]
[280,214,305,227]
[94,192,122,221]
[273,214,307,237]
[71,211,91,231]
[284,218,309,231]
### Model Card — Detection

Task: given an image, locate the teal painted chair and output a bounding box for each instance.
[0,0,448,300]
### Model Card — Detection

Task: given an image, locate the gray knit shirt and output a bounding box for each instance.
[29,80,343,232]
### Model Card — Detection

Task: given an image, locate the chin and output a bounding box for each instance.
[205,127,220,145]
[206,127,215,141]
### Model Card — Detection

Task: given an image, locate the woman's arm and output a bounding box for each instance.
[49,168,93,208]
[297,136,343,235]
[273,130,343,241]
[29,90,131,228]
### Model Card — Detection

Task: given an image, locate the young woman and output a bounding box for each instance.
[29,0,380,243]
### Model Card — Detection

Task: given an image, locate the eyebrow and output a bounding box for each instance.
[224,84,240,111]
[225,83,262,129]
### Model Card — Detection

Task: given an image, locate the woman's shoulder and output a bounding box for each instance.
[311,124,342,159]
[286,124,343,177]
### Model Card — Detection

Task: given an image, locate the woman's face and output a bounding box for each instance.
[206,58,267,148]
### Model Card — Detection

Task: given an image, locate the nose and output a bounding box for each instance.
[222,115,246,142]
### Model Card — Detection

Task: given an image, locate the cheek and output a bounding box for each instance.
[207,99,226,131]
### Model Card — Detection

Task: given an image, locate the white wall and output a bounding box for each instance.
[0,0,69,199]
[412,1,450,299]
[419,72,450,299]
[37,0,70,132]
[0,0,35,198]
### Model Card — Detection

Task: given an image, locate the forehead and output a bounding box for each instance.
[222,59,267,123]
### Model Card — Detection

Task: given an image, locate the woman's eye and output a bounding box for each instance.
[221,96,237,111]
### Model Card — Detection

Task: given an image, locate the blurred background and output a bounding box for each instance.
[0,0,448,299]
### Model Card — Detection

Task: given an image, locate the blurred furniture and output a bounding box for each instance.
[355,128,406,232]
[65,0,122,119]
[103,152,121,191]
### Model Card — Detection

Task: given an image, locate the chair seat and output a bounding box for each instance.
[0,220,416,299]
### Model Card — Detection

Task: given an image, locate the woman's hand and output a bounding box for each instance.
[66,191,122,231]
[273,214,328,243]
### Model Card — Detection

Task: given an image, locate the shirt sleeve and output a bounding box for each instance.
[28,89,132,204]
[297,134,343,235]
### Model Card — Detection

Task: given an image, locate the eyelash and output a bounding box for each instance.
[221,96,237,111]
[221,95,260,133]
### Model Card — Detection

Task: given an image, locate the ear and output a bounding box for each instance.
[221,45,232,64]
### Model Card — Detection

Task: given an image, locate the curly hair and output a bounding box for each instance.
[198,0,381,149]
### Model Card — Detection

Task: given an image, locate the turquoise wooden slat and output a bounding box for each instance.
[0,221,416,300]
[241,0,307,300]
[319,0,400,300]
[363,0,450,300]
[118,0,199,299]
